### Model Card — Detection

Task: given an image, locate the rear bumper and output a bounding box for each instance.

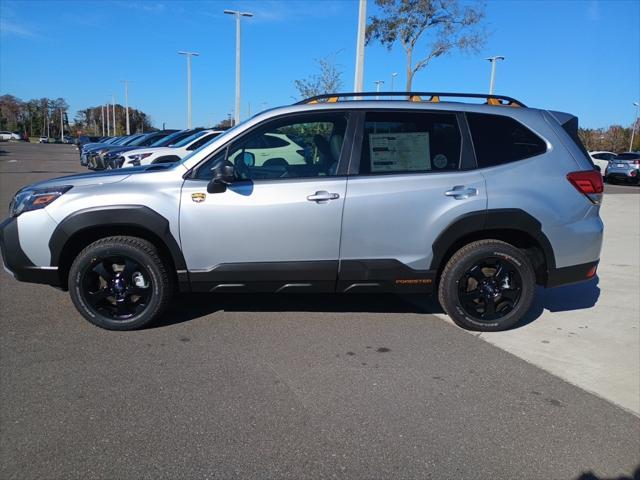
[546,261,598,288]
[0,217,61,287]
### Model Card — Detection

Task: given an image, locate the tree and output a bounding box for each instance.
[293,55,343,99]
[366,0,487,91]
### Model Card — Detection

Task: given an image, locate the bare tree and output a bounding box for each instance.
[293,55,343,100]
[366,0,487,91]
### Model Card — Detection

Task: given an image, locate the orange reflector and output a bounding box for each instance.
[32,194,57,206]
[586,265,597,278]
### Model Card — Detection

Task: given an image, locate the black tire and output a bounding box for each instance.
[68,236,173,330]
[438,239,536,332]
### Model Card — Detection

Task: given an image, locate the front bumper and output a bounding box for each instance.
[0,217,61,287]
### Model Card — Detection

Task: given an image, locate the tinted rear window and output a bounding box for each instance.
[467,113,546,168]
[615,153,640,160]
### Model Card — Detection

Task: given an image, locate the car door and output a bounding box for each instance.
[180,111,353,293]
[338,110,487,293]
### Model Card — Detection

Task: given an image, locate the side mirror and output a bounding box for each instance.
[207,161,235,193]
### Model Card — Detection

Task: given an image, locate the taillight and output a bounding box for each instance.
[567,170,603,204]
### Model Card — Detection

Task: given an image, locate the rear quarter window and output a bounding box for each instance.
[466,113,546,168]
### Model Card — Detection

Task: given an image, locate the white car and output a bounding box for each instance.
[0,131,20,141]
[119,130,222,168]
[589,151,617,176]
[38,136,49,143]
[235,132,306,166]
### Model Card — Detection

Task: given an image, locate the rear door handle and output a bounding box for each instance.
[445,186,478,199]
[307,191,340,203]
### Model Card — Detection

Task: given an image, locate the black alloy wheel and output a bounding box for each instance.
[69,236,172,330]
[457,256,522,322]
[438,239,536,331]
[81,255,153,320]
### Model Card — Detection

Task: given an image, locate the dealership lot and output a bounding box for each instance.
[1,143,638,479]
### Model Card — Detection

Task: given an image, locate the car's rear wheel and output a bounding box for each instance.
[68,236,172,330]
[438,239,536,331]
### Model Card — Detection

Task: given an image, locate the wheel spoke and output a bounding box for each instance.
[122,258,138,277]
[460,290,481,303]
[93,261,114,281]
[85,288,110,306]
[467,265,485,283]
[483,298,496,317]
[500,288,520,302]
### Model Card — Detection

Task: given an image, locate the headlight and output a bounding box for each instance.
[129,152,152,162]
[9,186,72,217]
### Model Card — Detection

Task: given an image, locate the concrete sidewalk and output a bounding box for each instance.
[433,193,640,415]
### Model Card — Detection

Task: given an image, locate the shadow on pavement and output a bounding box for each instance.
[515,275,601,328]
[574,465,640,480]
[156,276,599,330]
[157,292,429,328]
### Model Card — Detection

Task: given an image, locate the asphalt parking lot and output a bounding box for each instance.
[0,143,638,480]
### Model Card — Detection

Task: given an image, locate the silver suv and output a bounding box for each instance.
[0,92,604,331]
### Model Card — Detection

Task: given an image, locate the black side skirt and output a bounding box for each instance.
[188,259,436,294]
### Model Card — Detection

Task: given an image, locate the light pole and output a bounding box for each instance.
[112,95,116,136]
[630,102,639,152]
[60,109,64,142]
[178,51,200,128]
[101,105,105,136]
[390,72,398,92]
[374,80,384,99]
[485,56,505,95]
[106,102,110,136]
[224,9,253,126]
[353,0,366,92]
[122,80,131,134]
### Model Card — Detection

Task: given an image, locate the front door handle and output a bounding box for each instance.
[445,186,478,200]
[307,191,340,203]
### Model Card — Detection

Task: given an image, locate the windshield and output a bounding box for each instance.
[120,135,144,145]
[150,130,189,147]
[172,130,209,148]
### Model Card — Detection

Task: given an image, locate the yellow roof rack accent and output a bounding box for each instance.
[294,92,526,108]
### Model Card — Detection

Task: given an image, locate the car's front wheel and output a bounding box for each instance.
[438,240,536,331]
[68,236,173,330]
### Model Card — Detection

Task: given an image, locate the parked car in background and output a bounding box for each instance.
[0,131,21,141]
[77,135,106,150]
[589,151,617,176]
[80,137,123,165]
[605,152,640,185]
[118,129,222,168]
[90,131,178,170]
[85,135,143,168]
[63,136,75,144]
[38,136,49,143]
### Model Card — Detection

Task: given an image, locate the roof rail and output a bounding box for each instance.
[295,92,526,108]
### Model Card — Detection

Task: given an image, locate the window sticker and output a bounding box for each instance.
[433,154,448,169]
[369,132,431,172]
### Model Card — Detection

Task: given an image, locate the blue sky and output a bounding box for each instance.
[1,0,638,129]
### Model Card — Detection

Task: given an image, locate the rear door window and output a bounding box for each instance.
[358,111,462,175]
[466,113,546,168]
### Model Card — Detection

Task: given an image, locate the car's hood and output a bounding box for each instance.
[18,164,175,191]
